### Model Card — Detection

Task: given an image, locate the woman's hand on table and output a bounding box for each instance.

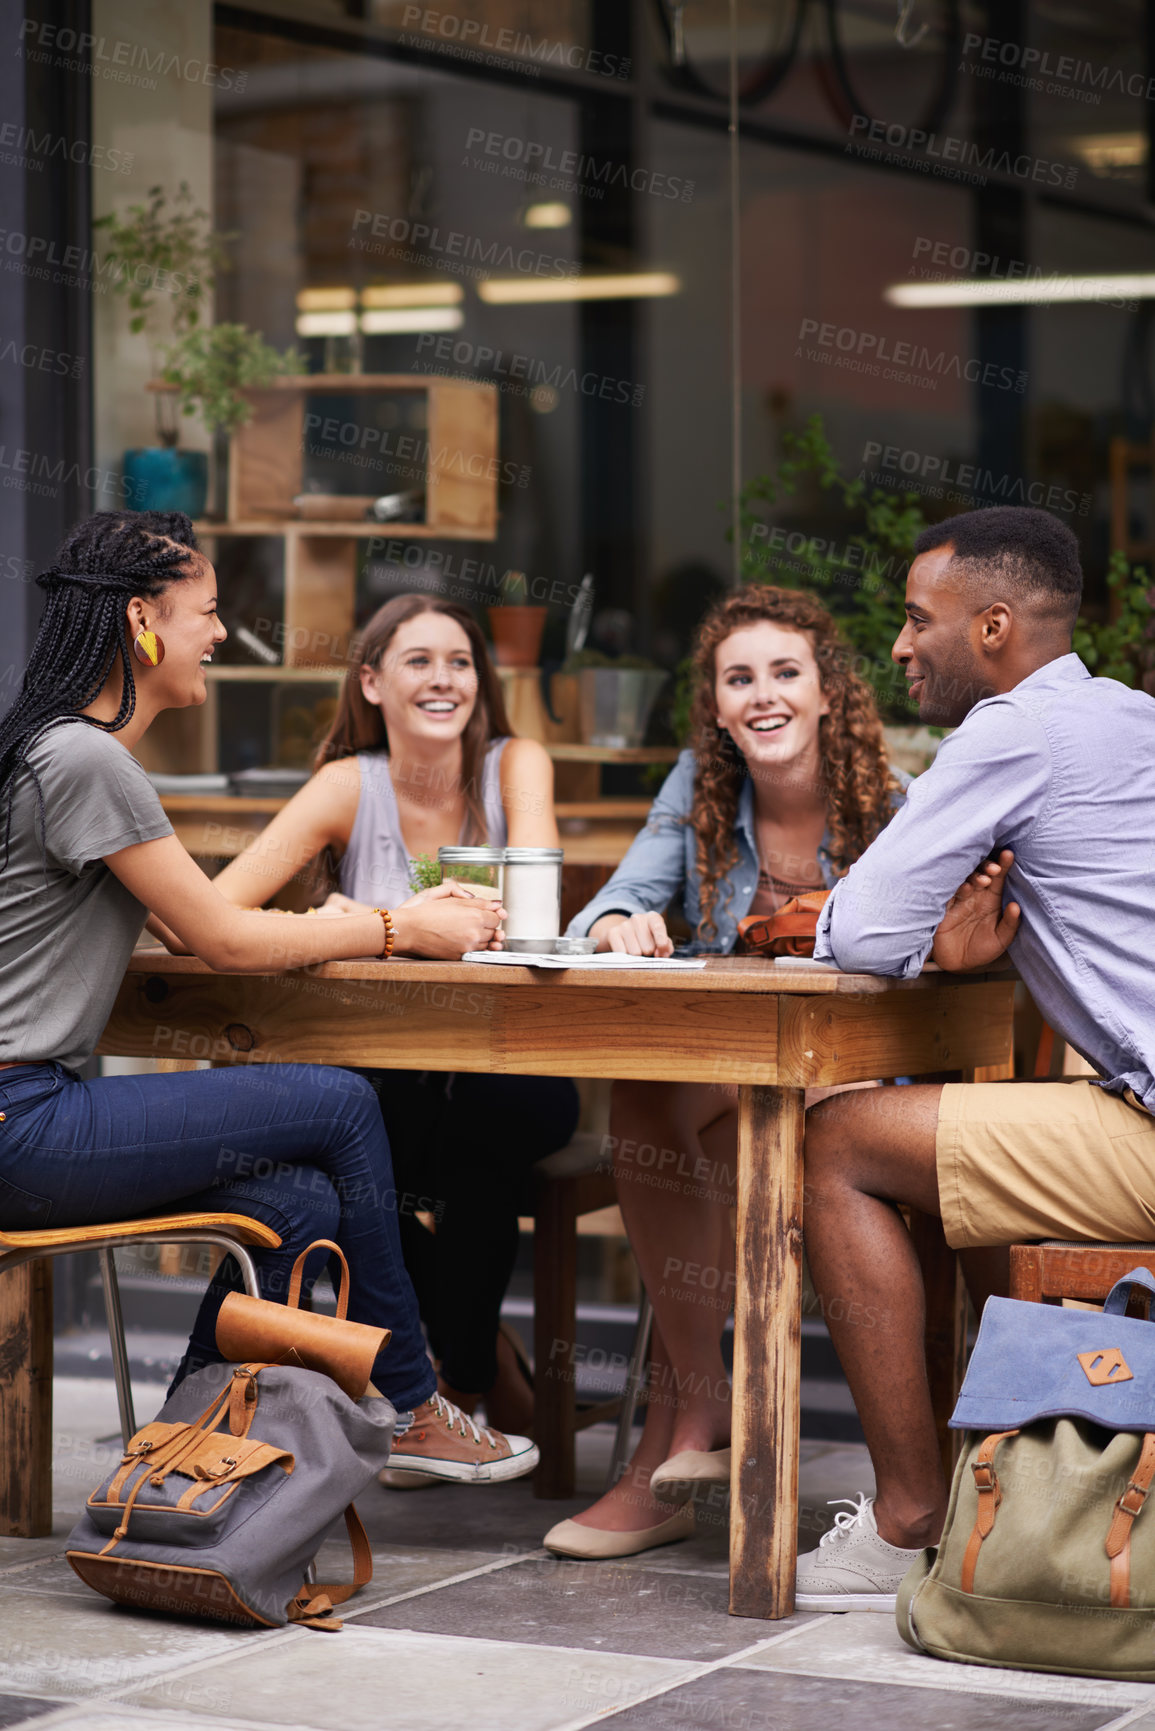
[592,910,674,958]
[391,880,506,958]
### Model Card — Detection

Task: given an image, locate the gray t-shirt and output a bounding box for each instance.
[0,720,173,1069]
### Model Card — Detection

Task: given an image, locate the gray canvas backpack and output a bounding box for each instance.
[898,1267,1155,1680]
[65,1359,396,1630]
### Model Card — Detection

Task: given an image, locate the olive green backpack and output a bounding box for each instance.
[898,1267,1155,1681]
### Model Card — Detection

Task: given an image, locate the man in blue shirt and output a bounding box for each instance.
[796,505,1155,1611]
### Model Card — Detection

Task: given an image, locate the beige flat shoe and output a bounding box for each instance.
[649,1447,732,1505]
[543,1504,696,1559]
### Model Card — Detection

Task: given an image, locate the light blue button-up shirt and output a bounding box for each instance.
[815,654,1155,1109]
[569,749,904,956]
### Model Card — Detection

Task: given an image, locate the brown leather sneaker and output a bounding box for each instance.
[384,1393,539,1485]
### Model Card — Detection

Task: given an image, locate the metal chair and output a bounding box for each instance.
[0,1210,281,1448]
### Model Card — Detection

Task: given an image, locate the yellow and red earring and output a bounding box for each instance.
[132,629,165,667]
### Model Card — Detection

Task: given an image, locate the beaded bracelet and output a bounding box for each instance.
[373,907,395,959]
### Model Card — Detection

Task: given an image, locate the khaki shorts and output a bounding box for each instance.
[937,1079,1155,1250]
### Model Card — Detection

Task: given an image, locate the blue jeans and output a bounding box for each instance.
[0,1060,437,1412]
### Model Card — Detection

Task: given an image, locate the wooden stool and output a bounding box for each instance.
[1010,1242,1155,1308]
[0,1210,280,1537]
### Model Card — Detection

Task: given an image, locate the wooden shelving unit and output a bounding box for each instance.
[137,375,501,776]
[140,375,670,862]
[226,373,498,536]
[158,751,673,865]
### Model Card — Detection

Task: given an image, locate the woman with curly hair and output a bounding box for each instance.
[544,584,906,1559]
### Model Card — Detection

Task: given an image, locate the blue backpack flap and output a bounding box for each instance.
[952,1266,1155,1433]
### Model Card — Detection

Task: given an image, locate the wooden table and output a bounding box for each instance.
[4,952,1013,1618]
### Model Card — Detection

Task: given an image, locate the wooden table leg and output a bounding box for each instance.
[0,1259,53,1537]
[730,1084,805,1619]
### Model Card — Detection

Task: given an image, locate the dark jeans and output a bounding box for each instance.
[0,1060,437,1412]
[356,1069,579,1392]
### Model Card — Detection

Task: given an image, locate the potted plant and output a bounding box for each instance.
[563,648,669,748]
[160,324,301,519]
[94,183,231,516]
[487,571,547,667]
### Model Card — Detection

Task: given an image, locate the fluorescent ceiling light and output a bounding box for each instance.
[476,272,681,304]
[296,310,357,337]
[1073,132,1145,170]
[362,283,463,308]
[297,288,356,312]
[886,275,1153,308]
[360,307,463,334]
[523,202,572,229]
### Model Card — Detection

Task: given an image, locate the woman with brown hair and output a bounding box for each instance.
[544,584,906,1558]
[213,593,578,1445]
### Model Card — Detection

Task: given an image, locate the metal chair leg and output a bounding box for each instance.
[193,1235,262,1299]
[232,1244,261,1298]
[605,1288,653,1493]
[98,1247,138,1448]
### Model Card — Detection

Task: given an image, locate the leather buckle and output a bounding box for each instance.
[971,1461,997,1491]
[1117,1479,1150,1519]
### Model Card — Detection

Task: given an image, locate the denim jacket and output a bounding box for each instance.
[567,749,908,956]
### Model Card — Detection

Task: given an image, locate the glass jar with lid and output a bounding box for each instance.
[502,846,563,946]
[437,845,505,900]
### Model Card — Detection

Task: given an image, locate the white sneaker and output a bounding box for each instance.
[795,1495,924,1612]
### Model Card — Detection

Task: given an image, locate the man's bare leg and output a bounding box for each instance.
[803,1083,951,1549]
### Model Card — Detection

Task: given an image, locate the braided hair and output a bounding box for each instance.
[0,510,201,866]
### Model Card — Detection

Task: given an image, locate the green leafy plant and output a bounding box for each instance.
[735,414,921,721]
[93,182,230,341]
[670,655,696,745]
[1073,550,1154,687]
[408,853,442,892]
[161,324,302,438]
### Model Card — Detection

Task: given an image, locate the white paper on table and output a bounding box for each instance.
[461,950,707,970]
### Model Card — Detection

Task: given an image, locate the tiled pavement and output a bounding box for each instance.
[1,1380,1153,1731]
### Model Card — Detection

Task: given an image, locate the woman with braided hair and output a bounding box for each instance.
[0,509,539,1486]
[544,585,907,1558]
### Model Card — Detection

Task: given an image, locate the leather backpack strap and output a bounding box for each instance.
[287,1239,351,1319]
[288,1503,374,1632]
[961,1430,1019,1593]
[228,1363,273,1438]
[1105,1431,1155,1608]
[100,1369,272,1556]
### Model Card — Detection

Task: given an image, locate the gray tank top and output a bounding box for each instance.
[339,738,510,908]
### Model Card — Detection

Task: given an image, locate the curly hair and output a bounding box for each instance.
[688,584,900,943]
